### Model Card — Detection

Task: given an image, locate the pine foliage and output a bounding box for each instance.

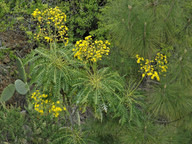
[147,78,192,121]
[101,0,185,57]
[84,116,175,144]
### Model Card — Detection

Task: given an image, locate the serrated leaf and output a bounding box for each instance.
[0,84,15,102]
[15,79,29,95]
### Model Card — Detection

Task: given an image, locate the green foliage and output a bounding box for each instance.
[0,105,191,144]
[0,48,16,60]
[0,56,29,102]
[99,45,139,79]
[0,106,26,143]
[100,0,185,57]
[160,43,173,58]
[0,105,95,144]
[15,79,29,95]
[0,0,48,32]
[24,109,63,143]
[182,1,192,20]
[167,47,192,87]
[85,115,176,144]
[173,127,192,144]
[59,0,106,42]
[1,0,192,143]
[16,57,27,83]
[107,79,145,124]
[0,105,59,143]
[0,78,29,102]
[0,84,15,102]
[0,1,10,30]
[51,126,96,144]
[119,119,173,144]
[85,119,123,144]
[121,80,145,122]
[71,66,124,120]
[147,78,192,121]
[0,0,106,43]
[25,43,75,97]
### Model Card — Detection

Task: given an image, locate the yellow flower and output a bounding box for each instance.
[136,53,168,82]
[151,71,160,81]
[156,75,160,81]
[38,17,42,21]
[147,72,153,76]
[137,58,141,63]
[32,7,68,44]
[73,36,110,62]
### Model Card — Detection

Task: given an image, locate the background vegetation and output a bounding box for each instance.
[0,0,192,143]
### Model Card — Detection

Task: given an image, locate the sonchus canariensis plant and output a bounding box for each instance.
[25,44,74,97]
[72,35,124,120]
[25,7,74,98]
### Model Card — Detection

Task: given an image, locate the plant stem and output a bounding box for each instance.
[128,76,144,97]
[92,62,97,75]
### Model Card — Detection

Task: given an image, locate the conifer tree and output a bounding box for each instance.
[97,0,192,143]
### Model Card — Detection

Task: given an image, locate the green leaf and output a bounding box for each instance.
[16,57,27,83]
[15,79,29,95]
[16,17,24,21]
[26,31,32,36]
[0,84,15,102]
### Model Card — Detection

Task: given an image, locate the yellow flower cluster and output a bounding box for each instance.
[32,7,68,45]
[31,90,66,117]
[73,36,110,62]
[136,53,168,81]
[155,52,168,74]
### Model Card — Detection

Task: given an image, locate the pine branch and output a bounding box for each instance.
[164,0,175,22]
[166,112,192,125]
